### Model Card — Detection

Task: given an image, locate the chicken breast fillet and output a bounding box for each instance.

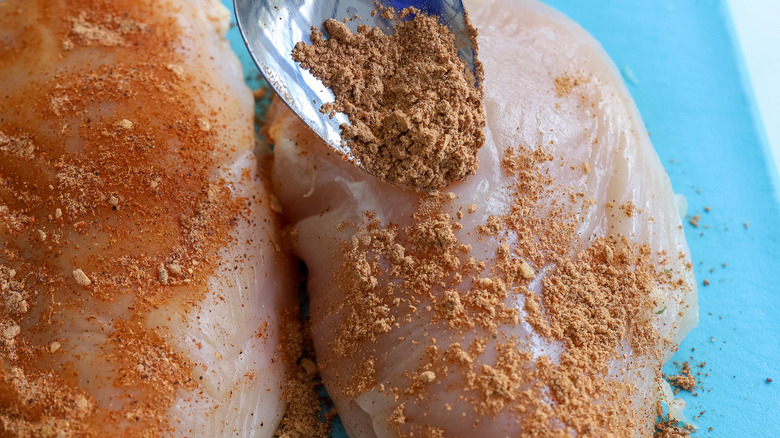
[267,0,697,436]
[0,0,296,436]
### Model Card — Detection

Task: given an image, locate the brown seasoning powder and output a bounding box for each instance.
[313,141,690,436]
[292,9,485,191]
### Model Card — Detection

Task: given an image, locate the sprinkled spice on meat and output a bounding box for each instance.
[0,0,298,435]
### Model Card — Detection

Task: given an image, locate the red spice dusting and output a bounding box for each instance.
[0,0,276,435]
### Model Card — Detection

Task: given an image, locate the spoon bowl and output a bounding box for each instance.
[234,0,475,171]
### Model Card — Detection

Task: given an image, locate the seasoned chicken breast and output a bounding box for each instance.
[267,0,697,436]
[0,0,296,436]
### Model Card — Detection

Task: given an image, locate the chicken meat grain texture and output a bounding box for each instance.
[268,0,697,436]
[0,0,296,436]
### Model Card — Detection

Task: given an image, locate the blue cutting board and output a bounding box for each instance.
[224,1,780,436]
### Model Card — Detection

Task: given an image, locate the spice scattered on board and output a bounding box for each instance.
[654,416,694,437]
[667,361,697,394]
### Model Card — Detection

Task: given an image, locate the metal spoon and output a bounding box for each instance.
[234,0,476,172]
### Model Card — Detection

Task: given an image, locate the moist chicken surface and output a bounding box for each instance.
[0,0,297,436]
[267,0,697,436]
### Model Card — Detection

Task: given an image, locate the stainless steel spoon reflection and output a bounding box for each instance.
[234,0,475,175]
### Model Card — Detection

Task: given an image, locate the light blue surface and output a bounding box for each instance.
[224,1,780,436]
[728,0,780,179]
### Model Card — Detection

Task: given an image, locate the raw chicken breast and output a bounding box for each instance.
[268,0,697,436]
[0,0,297,436]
